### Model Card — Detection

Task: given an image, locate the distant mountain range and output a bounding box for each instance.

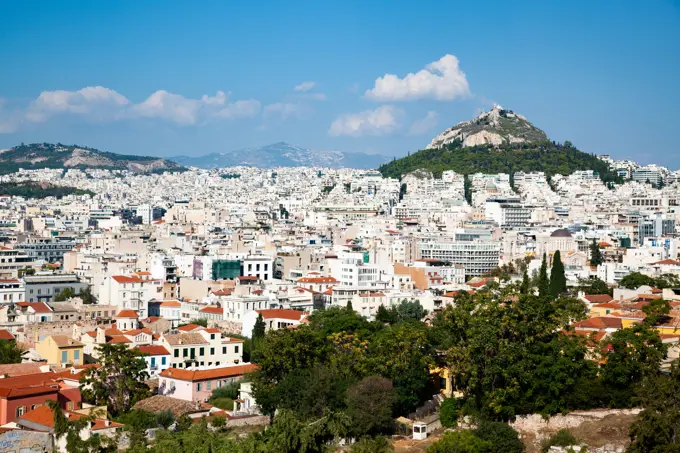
[173,142,390,169]
[0,143,182,175]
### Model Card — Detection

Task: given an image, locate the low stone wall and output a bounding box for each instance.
[0,429,52,452]
[509,408,642,434]
[227,414,270,428]
[19,319,113,347]
[211,320,243,336]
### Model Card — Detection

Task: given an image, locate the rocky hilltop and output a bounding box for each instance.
[174,142,390,169]
[0,143,182,175]
[427,104,548,149]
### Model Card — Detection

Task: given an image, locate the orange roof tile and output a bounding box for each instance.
[135,345,171,356]
[199,306,223,314]
[584,294,614,304]
[160,364,257,382]
[115,310,139,318]
[256,309,305,321]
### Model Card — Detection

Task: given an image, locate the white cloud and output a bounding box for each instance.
[26,86,130,122]
[408,111,439,135]
[294,81,316,92]
[0,87,260,130]
[365,54,471,101]
[329,105,403,137]
[263,103,307,120]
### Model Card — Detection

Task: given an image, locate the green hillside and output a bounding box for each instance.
[379,140,622,184]
[0,182,94,199]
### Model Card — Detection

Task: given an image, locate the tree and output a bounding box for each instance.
[395,299,427,322]
[80,344,150,416]
[426,430,492,453]
[351,437,393,453]
[346,376,395,437]
[549,250,567,298]
[474,422,525,453]
[600,303,669,407]
[78,286,96,304]
[538,253,550,298]
[520,269,530,295]
[375,304,393,324]
[628,364,680,453]
[619,272,655,290]
[54,287,77,302]
[577,277,612,296]
[439,397,460,428]
[155,410,175,430]
[48,401,115,453]
[541,429,578,453]
[0,339,22,364]
[253,313,266,340]
[589,239,604,266]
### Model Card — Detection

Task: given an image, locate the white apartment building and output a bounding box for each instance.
[242,255,274,281]
[99,274,163,318]
[160,328,244,369]
[419,241,500,277]
[0,279,24,304]
[221,295,270,322]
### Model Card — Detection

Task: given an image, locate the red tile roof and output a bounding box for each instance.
[573,317,623,330]
[0,372,59,398]
[160,300,181,307]
[199,306,223,314]
[17,302,52,314]
[177,324,203,332]
[584,294,614,304]
[115,310,139,318]
[650,259,680,265]
[160,363,257,382]
[135,345,171,356]
[18,405,122,431]
[297,276,338,284]
[112,275,145,284]
[0,329,15,341]
[256,309,305,321]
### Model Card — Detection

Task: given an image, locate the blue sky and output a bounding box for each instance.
[0,0,679,166]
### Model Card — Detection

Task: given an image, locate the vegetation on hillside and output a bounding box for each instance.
[0,142,181,175]
[0,182,94,198]
[379,140,622,184]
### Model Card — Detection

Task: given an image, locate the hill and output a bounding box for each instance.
[380,106,621,184]
[0,143,183,175]
[0,182,94,199]
[174,142,390,169]
[427,104,548,149]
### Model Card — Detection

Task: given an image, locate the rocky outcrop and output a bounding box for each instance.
[427,104,548,149]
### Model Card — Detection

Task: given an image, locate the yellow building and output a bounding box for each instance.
[36,335,84,367]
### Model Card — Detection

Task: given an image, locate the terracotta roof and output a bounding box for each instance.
[18,406,122,431]
[573,317,623,330]
[112,275,145,284]
[177,324,203,332]
[212,289,233,296]
[133,395,208,416]
[0,329,15,341]
[199,306,223,314]
[18,302,52,314]
[592,303,621,309]
[48,335,84,348]
[237,276,258,281]
[107,335,132,344]
[123,328,152,336]
[297,276,338,283]
[650,259,680,265]
[160,300,181,307]
[163,333,208,346]
[204,328,221,334]
[160,363,257,382]
[115,310,139,318]
[0,372,59,398]
[255,309,305,321]
[0,362,43,377]
[584,294,614,304]
[135,345,171,356]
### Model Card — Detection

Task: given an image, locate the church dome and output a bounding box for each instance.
[550,229,573,238]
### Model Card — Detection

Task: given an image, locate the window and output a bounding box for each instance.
[61,351,68,363]
[199,347,204,356]
[222,347,226,354]
[210,348,214,355]
[196,383,202,391]
[151,357,156,366]
[235,345,239,354]
[207,381,212,390]
[183,348,188,358]
[210,334,215,340]
[74,350,80,361]
[174,349,180,358]
[16,406,26,417]
[162,357,167,365]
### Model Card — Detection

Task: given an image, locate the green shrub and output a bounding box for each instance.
[210,397,234,410]
[541,429,578,453]
[440,398,461,428]
[473,421,525,453]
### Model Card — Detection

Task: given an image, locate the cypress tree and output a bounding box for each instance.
[550,250,567,297]
[538,253,550,298]
[590,238,604,266]
[520,269,530,294]
[253,313,266,340]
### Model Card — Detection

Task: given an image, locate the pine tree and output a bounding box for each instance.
[538,253,550,298]
[550,250,567,297]
[346,300,354,312]
[520,269,530,294]
[253,313,266,340]
[376,304,391,323]
[590,239,604,266]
